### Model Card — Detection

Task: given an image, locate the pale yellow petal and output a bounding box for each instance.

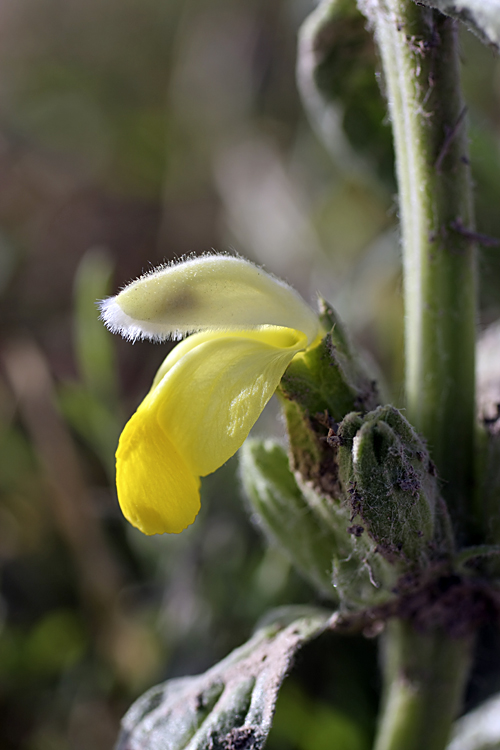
[99,255,318,345]
[149,327,308,476]
[150,329,230,391]
[116,398,201,535]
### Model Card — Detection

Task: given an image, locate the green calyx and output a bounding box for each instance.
[278,298,379,494]
[338,405,452,566]
[240,436,397,608]
[243,301,455,611]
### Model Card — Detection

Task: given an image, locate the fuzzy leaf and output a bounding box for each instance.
[410,0,500,51]
[476,320,500,547]
[240,439,338,599]
[447,692,500,749]
[116,608,329,750]
[297,0,394,183]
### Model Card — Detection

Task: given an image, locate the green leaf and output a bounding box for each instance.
[297,0,394,184]
[240,439,338,599]
[408,0,500,51]
[58,382,120,480]
[241,434,400,610]
[116,608,329,750]
[447,692,500,749]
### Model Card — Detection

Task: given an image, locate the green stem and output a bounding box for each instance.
[364,0,477,538]
[374,620,473,750]
[357,2,478,748]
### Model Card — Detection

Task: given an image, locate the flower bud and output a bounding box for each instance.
[338,405,449,566]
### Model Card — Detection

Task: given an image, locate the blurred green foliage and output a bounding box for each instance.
[0,0,498,747]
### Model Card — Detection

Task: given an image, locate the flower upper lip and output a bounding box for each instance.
[99,254,319,345]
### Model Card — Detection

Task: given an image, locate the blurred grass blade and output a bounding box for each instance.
[68,247,122,476]
[74,247,117,401]
[117,608,329,750]
[2,340,123,624]
[58,382,120,480]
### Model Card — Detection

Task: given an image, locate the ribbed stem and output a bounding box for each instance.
[365,0,477,537]
[374,620,473,750]
[358,2,478,749]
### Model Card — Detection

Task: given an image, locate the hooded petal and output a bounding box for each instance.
[116,398,201,535]
[99,255,318,345]
[148,326,308,476]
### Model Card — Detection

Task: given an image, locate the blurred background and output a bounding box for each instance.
[0,0,500,747]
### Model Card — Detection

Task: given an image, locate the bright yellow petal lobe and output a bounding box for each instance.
[116,397,201,535]
[149,327,307,477]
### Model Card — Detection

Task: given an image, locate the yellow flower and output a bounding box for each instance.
[100,255,319,535]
